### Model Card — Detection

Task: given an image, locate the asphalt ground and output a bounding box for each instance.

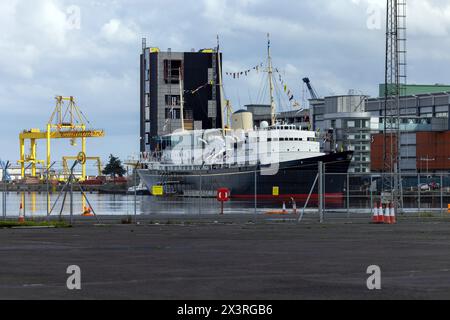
[1,214,450,300]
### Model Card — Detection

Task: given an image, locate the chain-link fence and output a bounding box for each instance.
[334,172,450,216]
[2,169,450,223]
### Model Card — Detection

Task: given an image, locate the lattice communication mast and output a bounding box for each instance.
[382,0,407,205]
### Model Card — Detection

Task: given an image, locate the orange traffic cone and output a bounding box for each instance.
[377,202,384,223]
[384,203,392,224]
[372,202,380,224]
[82,206,94,217]
[18,203,25,223]
[282,202,287,214]
[390,203,397,224]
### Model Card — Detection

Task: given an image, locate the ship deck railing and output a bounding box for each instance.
[143,161,259,172]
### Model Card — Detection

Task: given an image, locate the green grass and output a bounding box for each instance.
[0,220,71,228]
[419,212,435,218]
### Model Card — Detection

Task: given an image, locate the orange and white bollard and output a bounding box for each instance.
[390,203,397,224]
[372,202,380,224]
[384,203,392,224]
[291,198,298,215]
[18,203,25,223]
[282,202,287,214]
[377,202,385,224]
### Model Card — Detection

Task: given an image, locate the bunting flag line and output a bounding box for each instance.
[225,62,264,79]
[275,69,300,107]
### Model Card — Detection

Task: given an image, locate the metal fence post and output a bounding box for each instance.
[70,176,73,225]
[23,192,26,219]
[370,175,373,215]
[441,174,444,217]
[418,174,421,214]
[46,170,50,220]
[318,162,324,223]
[2,182,6,219]
[199,171,202,216]
[254,166,257,217]
[134,165,138,224]
[346,173,350,219]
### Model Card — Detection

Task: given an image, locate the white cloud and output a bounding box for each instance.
[0,0,72,80]
[408,0,450,37]
[101,19,139,43]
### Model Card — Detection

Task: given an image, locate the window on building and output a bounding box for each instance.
[347,121,355,128]
[164,60,182,83]
[165,95,181,106]
[165,108,181,119]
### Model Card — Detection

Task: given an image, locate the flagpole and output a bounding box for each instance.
[267,33,276,126]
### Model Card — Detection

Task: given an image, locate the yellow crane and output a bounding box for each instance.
[19,96,105,181]
[62,156,102,180]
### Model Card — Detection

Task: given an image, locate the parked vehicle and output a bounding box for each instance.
[418,182,441,192]
[418,183,431,192]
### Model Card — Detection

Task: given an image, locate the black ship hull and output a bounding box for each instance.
[138,151,353,205]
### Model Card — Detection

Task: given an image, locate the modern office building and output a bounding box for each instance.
[311,91,450,173]
[140,41,223,152]
[367,92,450,173]
[379,84,450,98]
[310,95,379,173]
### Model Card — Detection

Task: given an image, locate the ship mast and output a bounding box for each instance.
[217,35,226,131]
[267,33,276,126]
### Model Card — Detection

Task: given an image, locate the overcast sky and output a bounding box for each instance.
[1,0,450,168]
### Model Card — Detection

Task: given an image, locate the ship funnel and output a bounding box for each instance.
[232,111,253,131]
